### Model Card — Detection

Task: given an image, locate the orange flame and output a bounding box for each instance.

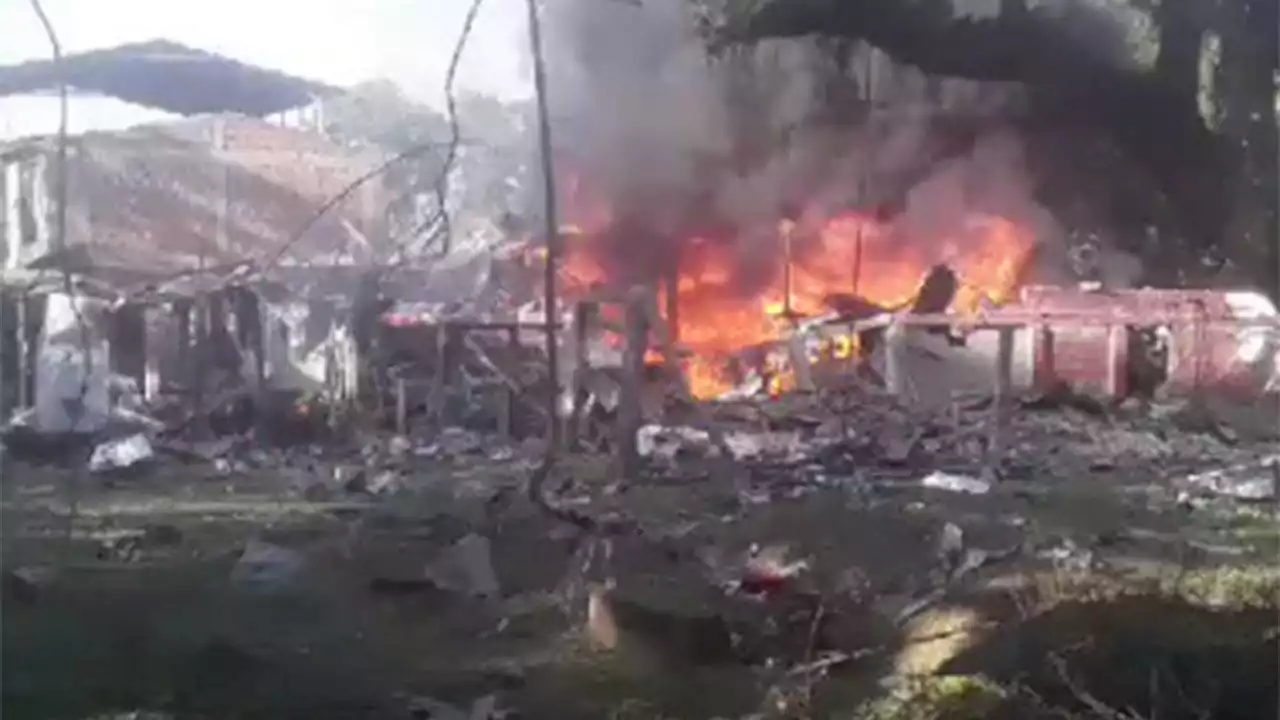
[552,180,1036,400]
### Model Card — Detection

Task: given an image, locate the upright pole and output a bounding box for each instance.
[617,295,648,482]
[526,0,562,447]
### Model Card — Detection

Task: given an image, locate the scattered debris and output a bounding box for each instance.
[920,470,991,495]
[1178,453,1279,501]
[89,434,155,473]
[421,427,486,459]
[1038,537,1099,572]
[937,522,966,574]
[97,524,185,563]
[638,424,712,460]
[345,468,405,497]
[735,543,811,597]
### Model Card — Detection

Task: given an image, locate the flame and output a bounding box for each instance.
[552,177,1036,400]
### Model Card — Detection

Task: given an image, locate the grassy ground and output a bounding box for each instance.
[2,447,1277,720]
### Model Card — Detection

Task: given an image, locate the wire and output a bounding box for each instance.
[263,0,487,275]
[12,0,489,465]
[260,139,444,270]
[386,0,487,265]
[29,0,90,567]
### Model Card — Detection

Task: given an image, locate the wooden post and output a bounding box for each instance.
[990,327,1015,464]
[395,376,408,436]
[526,0,563,449]
[786,332,816,392]
[616,296,648,482]
[143,306,160,402]
[174,298,192,391]
[1105,324,1125,398]
[994,327,1014,403]
[192,296,211,423]
[0,290,7,423]
[206,292,234,402]
[431,324,448,429]
[22,292,45,412]
[500,327,519,439]
[108,302,147,396]
[568,300,595,446]
[233,287,265,386]
[431,323,459,429]
[884,317,908,398]
[15,292,29,410]
[1036,323,1056,392]
[3,160,22,267]
[206,292,227,348]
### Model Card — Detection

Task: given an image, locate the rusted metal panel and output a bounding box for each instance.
[1017,285,1278,400]
[1018,285,1130,398]
[1146,290,1277,399]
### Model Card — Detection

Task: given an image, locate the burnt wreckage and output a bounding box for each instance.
[0,40,366,453]
[0,40,1276,476]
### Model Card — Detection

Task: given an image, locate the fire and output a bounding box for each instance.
[552,184,1036,400]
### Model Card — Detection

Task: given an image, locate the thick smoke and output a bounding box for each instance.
[539,0,1089,296]
[542,0,732,217]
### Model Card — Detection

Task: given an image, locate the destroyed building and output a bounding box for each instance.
[0,31,1275,467]
[0,40,394,437]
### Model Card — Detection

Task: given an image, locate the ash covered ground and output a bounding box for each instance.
[3,388,1277,720]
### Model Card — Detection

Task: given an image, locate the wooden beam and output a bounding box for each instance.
[569,300,596,446]
[989,326,1015,463]
[616,296,648,482]
[500,326,519,439]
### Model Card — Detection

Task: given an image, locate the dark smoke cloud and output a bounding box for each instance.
[538,0,1120,295]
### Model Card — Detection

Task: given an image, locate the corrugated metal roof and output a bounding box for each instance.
[0,40,341,117]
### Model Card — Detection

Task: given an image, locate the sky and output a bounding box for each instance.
[0,0,530,138]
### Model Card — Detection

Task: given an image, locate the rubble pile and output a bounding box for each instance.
[2,354,1276,720]
[626,384,1278,503]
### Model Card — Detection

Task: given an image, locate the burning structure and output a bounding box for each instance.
[495,0,1280,449]
[0,24,1273,457]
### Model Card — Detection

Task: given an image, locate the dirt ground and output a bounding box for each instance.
[2,413,1278,720]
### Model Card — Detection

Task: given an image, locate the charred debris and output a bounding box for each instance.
[0,40,1274,524]
[0,33,1278,720]
[2,225,1275,496]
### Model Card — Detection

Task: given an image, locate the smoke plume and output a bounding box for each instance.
[539,0,1081,295]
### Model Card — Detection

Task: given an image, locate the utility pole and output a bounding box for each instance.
[526,0,563,447]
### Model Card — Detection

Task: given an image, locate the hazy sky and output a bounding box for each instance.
[0,0,530,137]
